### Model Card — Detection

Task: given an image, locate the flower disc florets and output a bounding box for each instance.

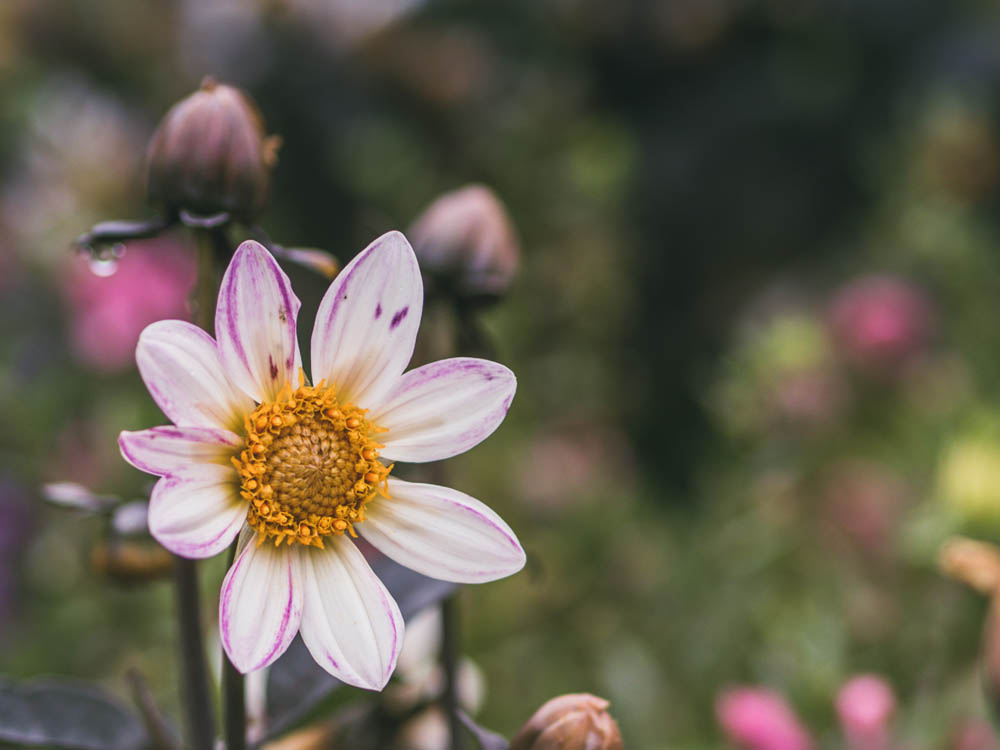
[235,375,391,548]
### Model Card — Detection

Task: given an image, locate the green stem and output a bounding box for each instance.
[441,594,463,750]
[173,558,215,750]
[222,539,247,750]
[172,231,222,750]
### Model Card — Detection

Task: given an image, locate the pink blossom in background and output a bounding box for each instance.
[62,238,196,371]
[716,687,813,750]
[828,275,933,373]
[951,720,1000,750]
[835,675,896,750]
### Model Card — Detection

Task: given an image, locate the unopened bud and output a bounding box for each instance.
[510,693,623,750]
[409,184,519,305]
[146,77,280,221]
[835,675,895,750]
[90,539,174,584]
[716,687,813,750]
[939,537,1000,595]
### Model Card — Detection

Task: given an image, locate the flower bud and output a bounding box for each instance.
[835,675,895,750]
[408,184,520,305]
[90,539,174,584]
[716,687,813,750]
[827,275,933,375]
[146,77,280,220]
[510,693,623,750]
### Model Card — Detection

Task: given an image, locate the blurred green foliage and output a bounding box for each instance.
[6,0,1000,747]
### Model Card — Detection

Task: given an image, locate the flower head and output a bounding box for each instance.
[716,687,813,750]
[835,675,895,750]
[119,231,525,689]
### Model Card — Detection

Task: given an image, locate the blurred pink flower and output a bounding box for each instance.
[951,720,1000,750]
[835,675,895,750]
[828,275,932,373]
[62,238,196,371]
[716,687,813,750]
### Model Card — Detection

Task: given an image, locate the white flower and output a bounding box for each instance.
[119,231,525,690]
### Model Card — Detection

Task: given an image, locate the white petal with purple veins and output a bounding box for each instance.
[137,320,254,431]
[360,479,525,584]
[216,240,302,403]
[296,538,403,690]
[119,425,243,477]
[373,358,516,463]
[220,534,303,673]
[310,231,422,407]
[148,464,246,559]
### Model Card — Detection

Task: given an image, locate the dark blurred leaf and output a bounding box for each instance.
[264,555,456,738]
[458,709,509,750]
[0,678,149,749]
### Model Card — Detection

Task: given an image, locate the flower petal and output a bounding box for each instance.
[373,358,516,463]
[119,425,243,477]
[220,533,303,673]
[137,320,254,431]
[310,231,422,406]
[296,537,403,690]
[216,240,302,403]
[360,479,525,584]
[148,464,246,558]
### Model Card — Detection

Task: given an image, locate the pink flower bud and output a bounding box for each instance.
[835,675,895,750]
[146,77,280,220]
[510,693,623,750]
[828,275,932,373]
[716,687,813,750]
[409,184,519,305]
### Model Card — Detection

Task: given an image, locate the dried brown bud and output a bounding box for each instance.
[90,540,174,584]
[146,77,280,220]
[511,694,623,750]
[408,184,519,305]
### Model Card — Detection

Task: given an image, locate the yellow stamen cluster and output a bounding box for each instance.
[234,376,390,548]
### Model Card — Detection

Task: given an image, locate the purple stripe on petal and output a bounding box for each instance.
[389,306,409,330]
[258,563,296,670]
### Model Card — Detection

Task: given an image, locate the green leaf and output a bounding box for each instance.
[0,678,149,749]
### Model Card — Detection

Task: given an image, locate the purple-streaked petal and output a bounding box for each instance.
[137,320,254,431]
[148,464,246,559]
[295,537,403,690]
[360,478,525,584]
[373,358,516,463]
[119,425,243,477]
[220,533,303,673]
[310,231,422,407]
[216,240,302,403]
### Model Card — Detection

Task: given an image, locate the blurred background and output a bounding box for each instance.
[5,0,1000,747]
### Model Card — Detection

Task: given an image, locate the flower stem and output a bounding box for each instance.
[172,230,224,750]
[441,593,463,750]
[173,557,216,750]
[222,539,247,750]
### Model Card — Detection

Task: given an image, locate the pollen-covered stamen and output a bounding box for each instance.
[234,377,391,548]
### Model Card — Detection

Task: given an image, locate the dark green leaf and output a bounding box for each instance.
[0,678,149,749]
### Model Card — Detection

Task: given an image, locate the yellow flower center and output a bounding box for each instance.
[234,377,391,548]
